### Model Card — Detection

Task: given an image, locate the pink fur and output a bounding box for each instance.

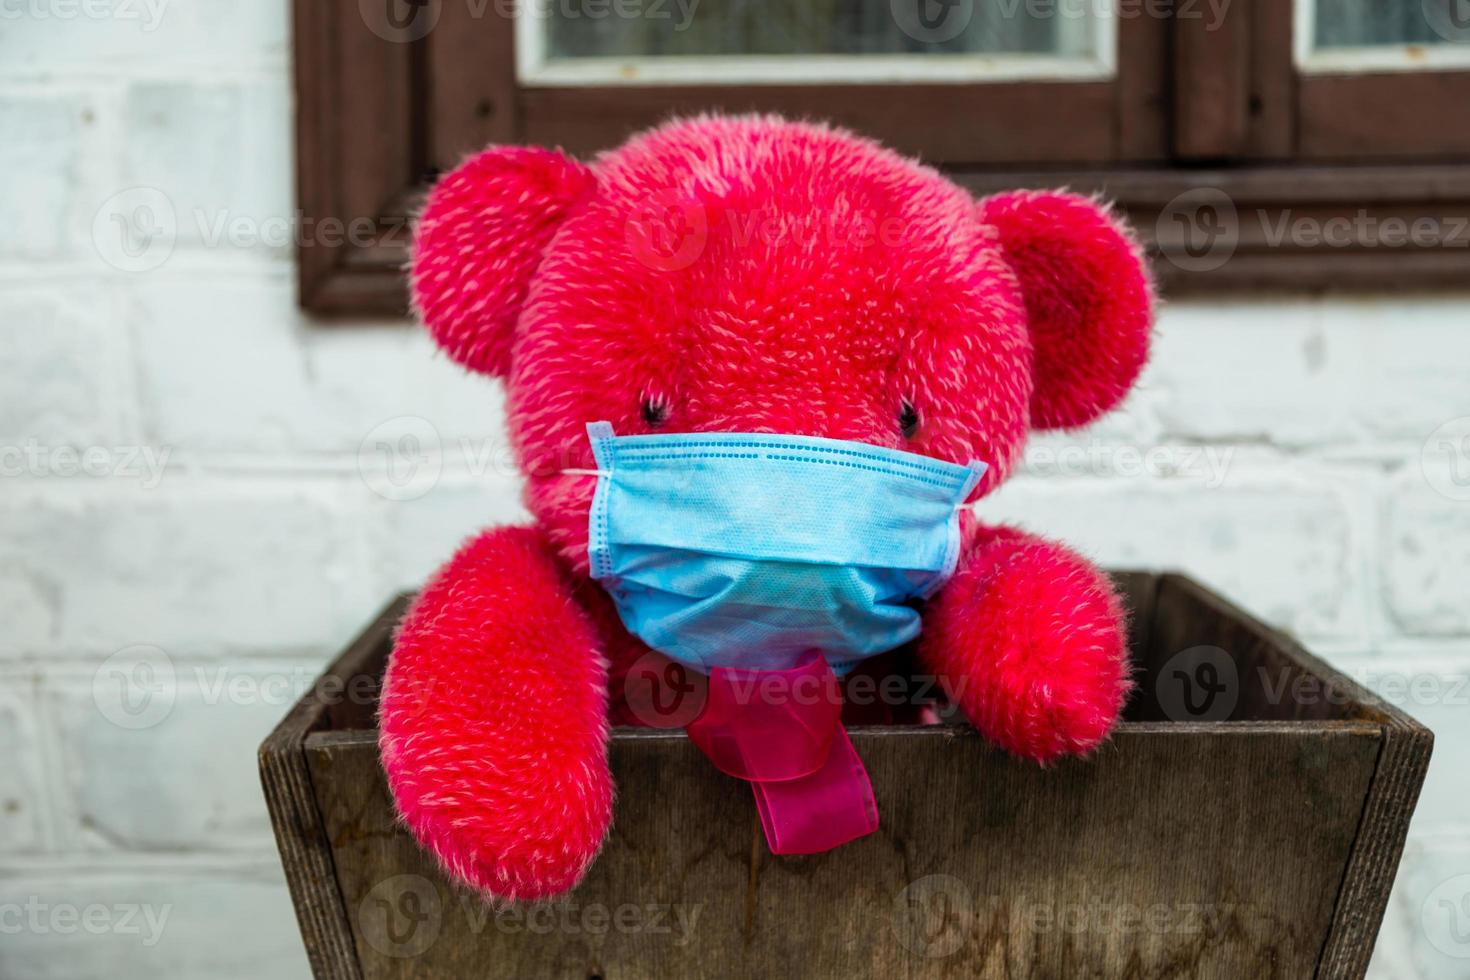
[382,114,1154,901]
[920,526,1133,762]
[379,527,612,899]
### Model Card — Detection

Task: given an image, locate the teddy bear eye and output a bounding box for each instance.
[641,398,669,428]
[898,400,920,439]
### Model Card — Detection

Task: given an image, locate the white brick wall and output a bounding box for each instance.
[0,3,1466,978]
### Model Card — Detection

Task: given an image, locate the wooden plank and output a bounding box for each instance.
[1113,4,1170,161]
[260,727,363,980]
[295,0,420,311]
[332,164,1470,316]
[304,266,411,319]
[259,597,410,980]
[1173,0,1252,159]
[1107,570,1157,686]
[1248,0,1296,159]
[1138,576,1437,978]
[292,0,337,310]
[306,721,1381,979]
[952,163,1470,207]
[426,0,517,170]
[1316,718,1434,978]
[958,166,1470,296]
[1300,71,1470,161]
[1170,0,1293,160]
[308,142,1470,315]
[1142,573,1376,724]
[322,212,1465,302]
[334,1,417,224]
[1150,248,1470,295]
[518,81,1119,166]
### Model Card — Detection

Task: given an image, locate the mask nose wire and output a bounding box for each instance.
[564,468,981,506]
[567,467,977,486]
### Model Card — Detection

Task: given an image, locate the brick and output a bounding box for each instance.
[1371,839,1470,979]
[0,676,48,852]
[0,0,283,71]
[0,866,310,980]
[306,322,510,452]
[0,92,95,259]
[1149,300,1336,445]
[981,467,1365,641]
[371,474,531,593]
[0,284,114,448]
[1384,465,1470,636]
[130,276,505,453]
[143,1,289,66]
[0,571,57,657]
[49,662,317,851]
[1365,847,1421,980]
[1326,297,1470,444]
[0,483,375,656]
[1152,297,1470,448]
[1023,390,1165,468]
[120,80,291,257]
[128,278,321,451]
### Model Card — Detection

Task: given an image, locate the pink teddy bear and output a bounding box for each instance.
[380,114,1154,901]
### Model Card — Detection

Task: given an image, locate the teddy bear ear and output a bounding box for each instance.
[411,146,594,377]
[979,190,1154,430]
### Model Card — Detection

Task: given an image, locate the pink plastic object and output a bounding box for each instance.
[686,653,879,854]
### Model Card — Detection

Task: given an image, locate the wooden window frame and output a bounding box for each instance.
[295,0,1470,315]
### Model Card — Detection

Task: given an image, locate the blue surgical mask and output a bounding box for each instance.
[581,421,986,675]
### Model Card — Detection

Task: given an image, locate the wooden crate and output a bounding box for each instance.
[260,573,1432,980]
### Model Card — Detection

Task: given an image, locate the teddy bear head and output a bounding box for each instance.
[411,115,1153,569]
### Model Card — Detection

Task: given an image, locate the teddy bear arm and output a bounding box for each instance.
[378,524,613,901]
[918,524,1133,763]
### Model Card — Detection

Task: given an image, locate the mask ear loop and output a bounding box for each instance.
[561,468,610,477]
[952,460,988,515]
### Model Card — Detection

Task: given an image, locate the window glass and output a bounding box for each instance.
[520,0,1111,84]
[1313,0,1453,48]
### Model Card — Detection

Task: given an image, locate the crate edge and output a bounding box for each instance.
[258,594,410,980]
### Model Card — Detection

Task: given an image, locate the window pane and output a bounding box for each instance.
[520,0,1110,84]
[1313,0,1452,48]
[545,0,1092,59]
